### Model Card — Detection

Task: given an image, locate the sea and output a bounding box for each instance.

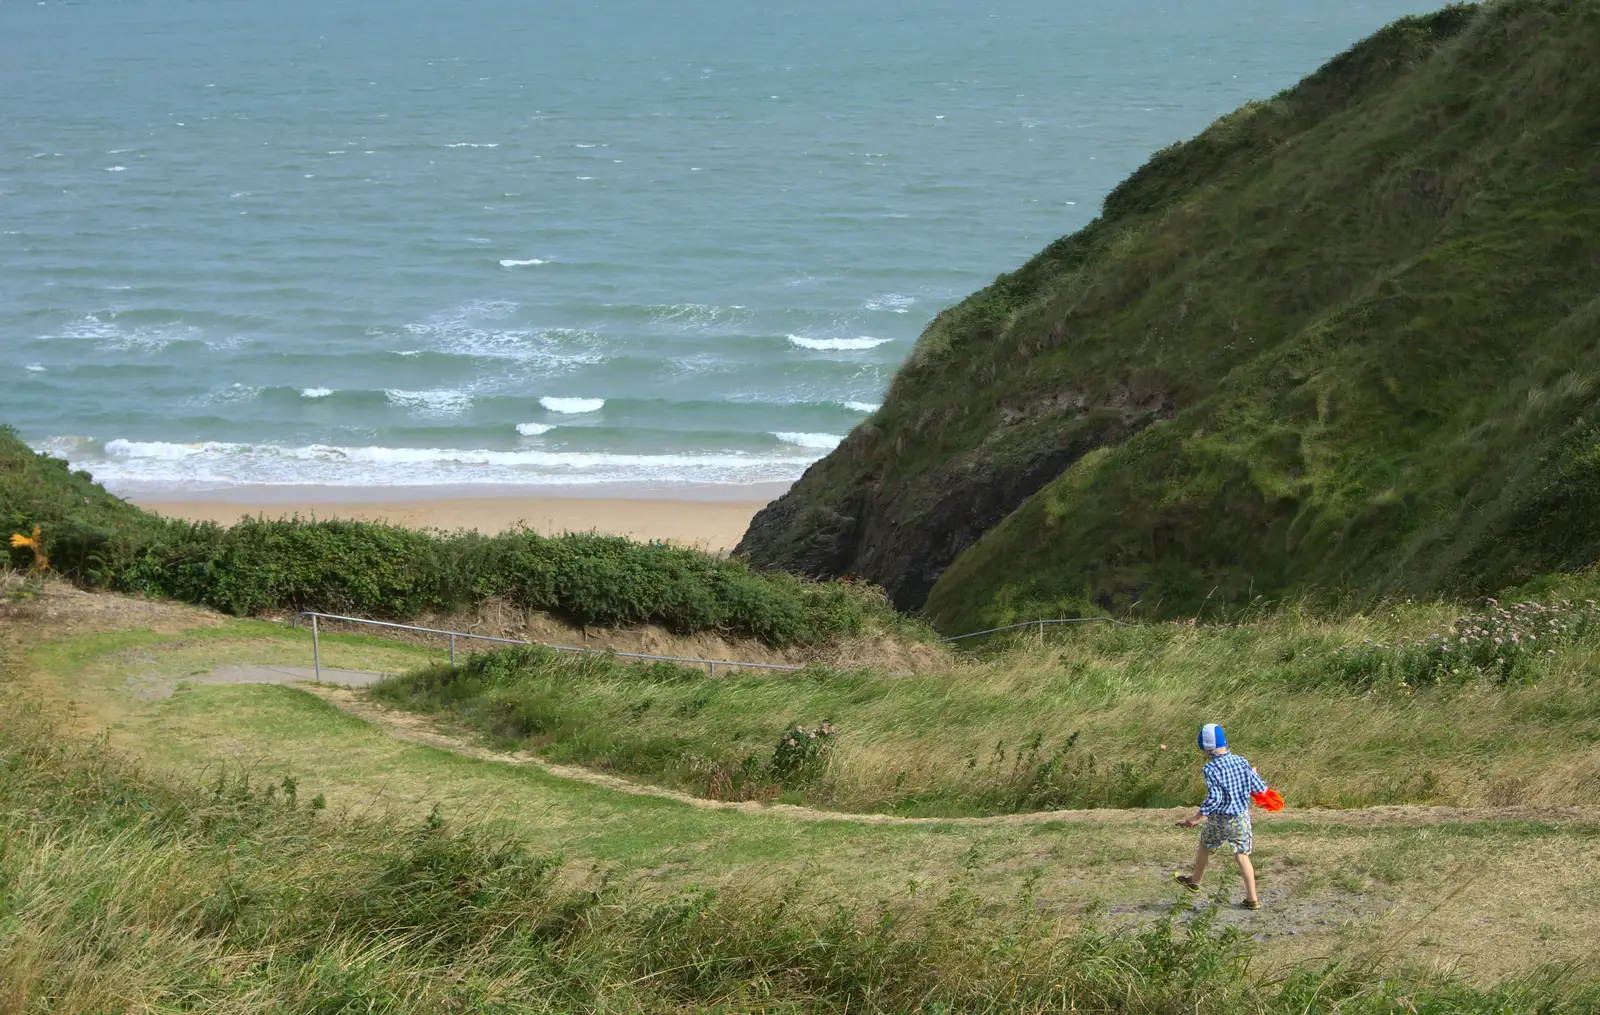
[2,0,1437,494]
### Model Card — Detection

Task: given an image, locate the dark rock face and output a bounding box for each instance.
[738,398,1170,611]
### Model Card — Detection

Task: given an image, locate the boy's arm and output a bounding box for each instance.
[1181,766,1221,827]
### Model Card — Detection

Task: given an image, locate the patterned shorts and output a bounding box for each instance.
[1200,813,1253,854]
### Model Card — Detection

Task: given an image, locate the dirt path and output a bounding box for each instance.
[296,682,1600,829]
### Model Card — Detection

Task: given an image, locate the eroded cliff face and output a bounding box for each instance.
[738,1,1600,631]
[739,385,1171,611]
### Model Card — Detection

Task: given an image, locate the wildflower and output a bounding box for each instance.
[1160,743,1168,750]
[8,526,48,571]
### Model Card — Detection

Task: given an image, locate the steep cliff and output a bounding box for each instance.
[736,0,1600,631]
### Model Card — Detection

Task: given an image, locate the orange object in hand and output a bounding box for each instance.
[1251,789,1284,812]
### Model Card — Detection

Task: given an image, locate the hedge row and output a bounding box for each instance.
[2,427,907,646]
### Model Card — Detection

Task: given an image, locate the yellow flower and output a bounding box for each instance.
[8,526,48,571]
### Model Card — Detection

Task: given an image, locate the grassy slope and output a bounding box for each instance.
[735,1,1600,633]
[10,683,1599,1013]
[7,611,1600,1002]
[372,594,1600,816]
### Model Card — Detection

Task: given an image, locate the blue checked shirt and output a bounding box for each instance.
[1200,752,1267,817]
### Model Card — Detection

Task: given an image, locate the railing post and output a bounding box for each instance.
[311,614,321,682]
[707,662,716,679]
[449,633,456,666]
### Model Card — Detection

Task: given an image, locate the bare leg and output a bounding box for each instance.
[1190,841,1209,883]
[1234,852,1258,902]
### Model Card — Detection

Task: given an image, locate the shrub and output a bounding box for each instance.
[1,428,916,647]
[769,720,839,785]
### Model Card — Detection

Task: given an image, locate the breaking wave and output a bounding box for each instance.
[772,431,844,449]
[385,389,472,415]
[786,335,892,351]
[63,437,825,490]
[539,397,605,414]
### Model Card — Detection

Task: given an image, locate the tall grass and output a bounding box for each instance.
[373,594,1600,815]
[2,689,1594,1012]
[1,426,916,647]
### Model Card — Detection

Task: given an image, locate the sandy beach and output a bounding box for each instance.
[131,485,785,553]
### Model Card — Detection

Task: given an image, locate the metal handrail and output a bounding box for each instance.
[297,611,804,681]
[942,616,1127,642]
[295,610,1131,682]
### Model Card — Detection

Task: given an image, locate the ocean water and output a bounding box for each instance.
[2,0,1436,492]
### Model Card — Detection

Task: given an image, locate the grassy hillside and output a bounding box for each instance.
[11,573,1600,1000]
[735,0,1600,633]
[372,588,1600,816]
[4,651,1597,1011]
[0,425,912,647]
[0,687,1238,1013]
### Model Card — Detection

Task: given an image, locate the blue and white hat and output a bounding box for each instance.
[1198,723,1227,751]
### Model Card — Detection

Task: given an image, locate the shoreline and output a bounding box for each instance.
[125,481,792,505]
[130,484,786,552]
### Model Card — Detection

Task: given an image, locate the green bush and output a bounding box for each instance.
[1,427,914,646]
[769,720,839,785]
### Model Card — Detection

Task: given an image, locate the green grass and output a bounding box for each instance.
[372,596,1600,816]
[737,0,1600,632]
[22,618,442,717]
[8,647,1600,1011]
[1,425,919,647]
[11,615,1600,992]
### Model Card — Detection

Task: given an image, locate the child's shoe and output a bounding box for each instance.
[1171,873,1200,893]
[1237,898,1262,911]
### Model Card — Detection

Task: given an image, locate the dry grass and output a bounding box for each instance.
[301,594,953,674]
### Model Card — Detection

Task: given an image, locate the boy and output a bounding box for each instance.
[1172,723,1265,910]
